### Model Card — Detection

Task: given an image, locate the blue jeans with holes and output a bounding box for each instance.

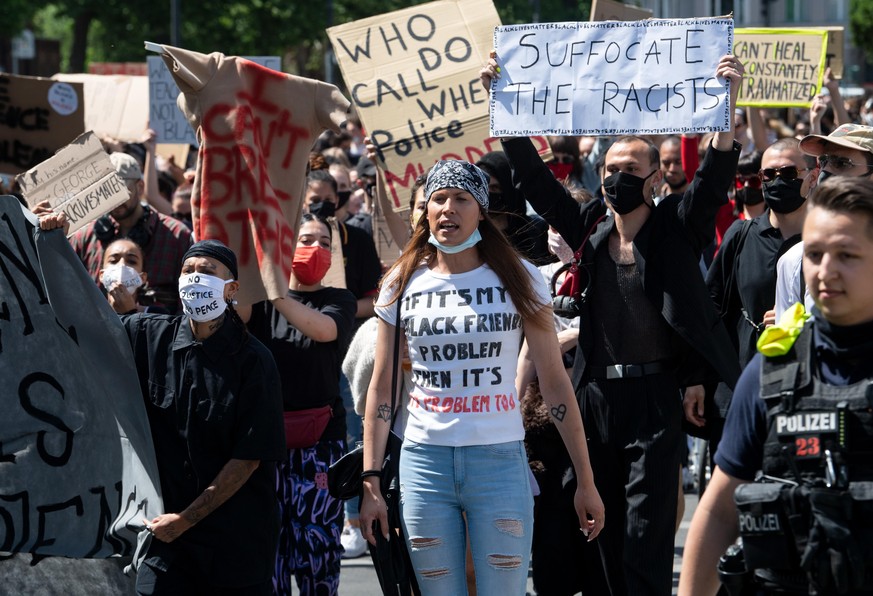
[399,438,534,596]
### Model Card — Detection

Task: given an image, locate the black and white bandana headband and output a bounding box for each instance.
[424,160,490,211]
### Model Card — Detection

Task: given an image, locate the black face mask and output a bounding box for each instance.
[336,190,351,209]
[602,170,656,215]
[308,200,336,218]
[737,187,764,206]
[762,178,806,214]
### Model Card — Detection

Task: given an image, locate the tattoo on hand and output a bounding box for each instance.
[377,404,392,422]
[550,404,567,422]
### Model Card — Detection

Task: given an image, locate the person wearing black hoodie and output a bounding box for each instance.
[476,151,552,265]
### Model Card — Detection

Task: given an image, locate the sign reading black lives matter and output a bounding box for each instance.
[490,17,734,137]
[16,131,129,235]
[0,196,162,557]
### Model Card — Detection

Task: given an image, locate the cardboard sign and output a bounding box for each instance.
[53,74,149,142]
[734,29,828,108]
[148,55,282,145]
[328,0,554,212]
[0,196,163,557]
[155,44,349,305]
[791,27,844,79]
[0,74,85,175]
[88,62,148,76]
[491,18,733,137]
[590,0,653,21]
[15,131,129,235]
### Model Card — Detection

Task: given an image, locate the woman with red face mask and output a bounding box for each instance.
[244,213,358,595]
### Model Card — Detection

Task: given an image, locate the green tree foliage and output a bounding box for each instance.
[850,0,873,63]
[13,0,592,74]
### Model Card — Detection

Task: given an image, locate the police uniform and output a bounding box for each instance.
[715,311,873,595]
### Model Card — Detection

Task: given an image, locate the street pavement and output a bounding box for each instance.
[338,493,699,595]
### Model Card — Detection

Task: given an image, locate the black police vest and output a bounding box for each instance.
[760,324,873,484]
[736,322,873,594]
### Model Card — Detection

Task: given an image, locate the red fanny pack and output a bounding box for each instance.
[283,406,332,449]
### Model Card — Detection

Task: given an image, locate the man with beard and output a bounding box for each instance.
[70,152,192,312]
[658,136,688,197]
[707,138,810,369]
[703,139,811,465]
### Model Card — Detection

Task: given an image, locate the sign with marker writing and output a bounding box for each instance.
[490,17,733,137]
[156,44,349,305]
[328,0,552,212]
[0,74,85,175]
[148,55,281,145]
[734,29,828,108]
[16,131,129,235]
[0,196,163,557]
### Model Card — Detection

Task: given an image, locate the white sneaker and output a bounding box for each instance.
[341,525,367,559]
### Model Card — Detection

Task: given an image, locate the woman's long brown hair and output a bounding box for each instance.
[380,207,551,331]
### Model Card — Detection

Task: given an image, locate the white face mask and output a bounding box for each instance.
[178,273,232,322]
[101,264,143,295]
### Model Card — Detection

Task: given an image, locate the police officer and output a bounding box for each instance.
[679,176,873,595]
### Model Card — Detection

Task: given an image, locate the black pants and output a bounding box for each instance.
[579,372,683,596]
[135,543,272,596]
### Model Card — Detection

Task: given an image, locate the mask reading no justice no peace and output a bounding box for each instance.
[179,273,233,322]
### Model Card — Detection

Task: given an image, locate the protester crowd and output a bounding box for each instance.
[9,26,873,596]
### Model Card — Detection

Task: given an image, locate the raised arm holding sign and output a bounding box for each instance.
[481,46,745,594]
[489,17,734,137]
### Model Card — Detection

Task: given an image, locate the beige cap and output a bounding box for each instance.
[799,123,873,157]
[109,152,143,181]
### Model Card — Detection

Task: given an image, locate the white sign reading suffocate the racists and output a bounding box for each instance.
[490,17,734,137]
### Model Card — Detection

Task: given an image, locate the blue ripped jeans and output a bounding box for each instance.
[399,439,534,596]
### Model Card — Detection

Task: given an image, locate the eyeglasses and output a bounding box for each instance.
[818,154,873,174]
[735,174,762,189]
[758,166,808,182]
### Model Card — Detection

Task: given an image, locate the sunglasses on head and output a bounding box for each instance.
[818,154,873,173]
[758,165,807,182]
[735,174,762,189]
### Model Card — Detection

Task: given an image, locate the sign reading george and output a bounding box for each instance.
[0,74,85,175]
[327,0,551,212]
[148,55,282,145]
[16,131,129,236]
[734,29,828,108]
[491,17,733,137]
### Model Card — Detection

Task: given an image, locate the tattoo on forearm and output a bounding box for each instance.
[550,404,567,422]
[183,459,255,525]
[377,403,392,422]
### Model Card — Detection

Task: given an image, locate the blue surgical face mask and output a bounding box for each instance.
[427,228,482,254]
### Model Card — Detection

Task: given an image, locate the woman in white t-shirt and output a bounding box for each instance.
[360,159,604,595]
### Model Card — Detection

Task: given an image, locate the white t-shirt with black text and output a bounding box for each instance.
[375,260,550,447]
